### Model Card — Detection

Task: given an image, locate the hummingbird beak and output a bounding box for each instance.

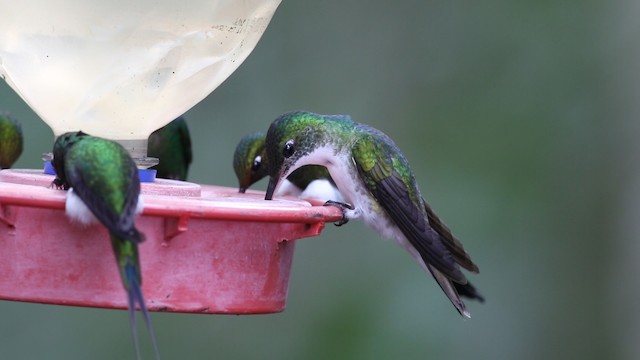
[265,176,279,200]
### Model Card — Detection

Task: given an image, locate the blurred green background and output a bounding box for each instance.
[1,1,638,359]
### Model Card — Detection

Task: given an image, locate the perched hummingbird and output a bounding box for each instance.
[264,111,484,317]
[51,131,160,359]
[147,116,192,181]
[0,112,23,169]
[233,131,343,201]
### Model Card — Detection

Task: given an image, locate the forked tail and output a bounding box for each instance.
[113,235,161,360]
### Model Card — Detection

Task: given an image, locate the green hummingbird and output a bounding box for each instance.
[233,131,343,201]
[147,116,192,181]
[51,131,160,359]
[0,112,23,169]
[264,111,483,317]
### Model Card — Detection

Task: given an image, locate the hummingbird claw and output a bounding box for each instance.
[51,178,67,190]
[324,200,354,227]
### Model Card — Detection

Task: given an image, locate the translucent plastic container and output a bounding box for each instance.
[0,0,281,157]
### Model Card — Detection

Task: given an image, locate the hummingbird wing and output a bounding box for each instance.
[65,139,143,242]
[352,130,485,315]
[368,169,466,284]
[423,201,479,273]
[351,130,466,284]
[423,200,485,302]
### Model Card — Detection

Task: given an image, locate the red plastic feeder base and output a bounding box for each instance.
[0,169,342,314]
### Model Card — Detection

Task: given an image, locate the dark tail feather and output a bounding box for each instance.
[426,264,470,318]
[454,281,485,303]
[126,283,141,360]
[113,232,160,360]
[125,264,161,360]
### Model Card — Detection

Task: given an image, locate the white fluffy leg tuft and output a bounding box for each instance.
[65,188,98,224]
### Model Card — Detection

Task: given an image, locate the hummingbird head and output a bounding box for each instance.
[264,111,353,200]
[233,132,269,193]
[51,131,89,189]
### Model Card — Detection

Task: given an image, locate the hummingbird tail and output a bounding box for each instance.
[454,281,485,303]
[112,235,161,360]
[126,281,141,360]
[126,267,161,360]
[426,264,471,318]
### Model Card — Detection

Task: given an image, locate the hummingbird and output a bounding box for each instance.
[264,111,483,317]
[51,131,160,359]
[233,131,343,201]
[147,116,192,181]
[0,112,23,169]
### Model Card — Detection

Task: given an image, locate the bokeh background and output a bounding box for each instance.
[1,1,638,359]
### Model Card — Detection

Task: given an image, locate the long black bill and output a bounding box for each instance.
[265,176,278,200]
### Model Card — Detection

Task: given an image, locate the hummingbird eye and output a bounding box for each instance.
[283,140,295,158]
[251,156,262,171]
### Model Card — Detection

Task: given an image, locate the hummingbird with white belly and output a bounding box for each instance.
[264,111,483,317]
[234,131,343,201]
[51,131,160,359]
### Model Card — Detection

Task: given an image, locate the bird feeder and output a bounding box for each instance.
[0,0,343,314]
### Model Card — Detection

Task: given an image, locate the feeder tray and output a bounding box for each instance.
[0,169,343,314]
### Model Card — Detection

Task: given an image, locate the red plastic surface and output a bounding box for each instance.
[0,169,343,314]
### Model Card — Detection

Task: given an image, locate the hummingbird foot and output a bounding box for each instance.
[324,200,355,226]
[51,178,67,190]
